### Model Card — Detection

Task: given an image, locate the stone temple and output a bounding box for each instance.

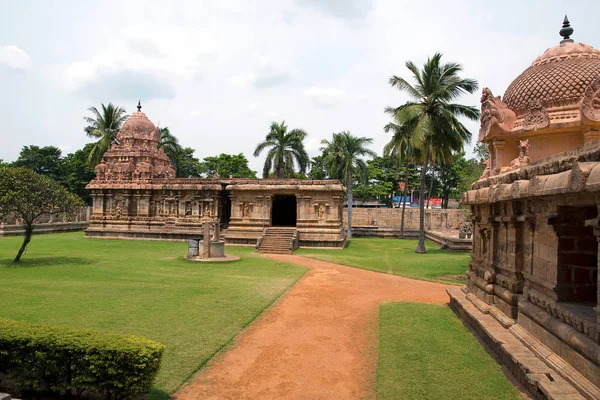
[448,18,600,399]
[85,104,346,250]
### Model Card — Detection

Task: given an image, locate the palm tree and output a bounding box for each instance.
[253,121,309,178]
[385,53,479,253]
[384,119,420,237]
[157,127,183,175]
[321,131,376,240]
[84,103,128,167]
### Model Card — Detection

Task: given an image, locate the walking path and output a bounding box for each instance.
[175,255,453,400]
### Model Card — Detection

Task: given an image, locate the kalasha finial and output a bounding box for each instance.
[559,15,574,44]
[137,100,142,112]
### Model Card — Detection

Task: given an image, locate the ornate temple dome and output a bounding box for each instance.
[116,101,160,142]
[503,20,600,113]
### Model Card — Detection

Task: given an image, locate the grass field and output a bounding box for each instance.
[0,233,307,398]
[377,302,523,400]
[298,238,470,283]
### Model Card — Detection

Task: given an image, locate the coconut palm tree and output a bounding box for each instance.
[384,119,420,237]
[321,131,376,239]
[84,103,128,167]
[157,126,183,175]
[385,53,479,253]
[253,121,309,178]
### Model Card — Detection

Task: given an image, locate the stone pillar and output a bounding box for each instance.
[123,194,131,216]
[493,140,506,169]
[133,194,142,216]
[92,193,105,216]
[583,129,600,144]
[584,214,600,323]
[139,194,151,216]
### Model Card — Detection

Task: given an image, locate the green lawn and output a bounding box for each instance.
[378,302,522,400]
[298,238,470,284]
[0,233,307,398]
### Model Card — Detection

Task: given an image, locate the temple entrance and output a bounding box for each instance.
[271,195,297,227]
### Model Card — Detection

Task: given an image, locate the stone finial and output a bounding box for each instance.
[137,100,142,112]
[559,15,574,44]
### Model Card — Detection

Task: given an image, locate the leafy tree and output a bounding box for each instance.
[253,121,309,178]
[474,141,490,164]
[11,145,65,184]
[321,131,376,239]
[84,103,128,167]
[353,156,409,205]
[307,156,328,180]
[158,127,183,173]
[62,143,96,204]
[0,167,84,262]
[174,147,201,178]
[385,53,479,253]
[199,153,257,178]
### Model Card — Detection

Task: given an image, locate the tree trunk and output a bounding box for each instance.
[347,174,353,240]
[400,163,408,237]
[277,166,284,179]
[14,222,33,262]
[426,169,434,209]
[416,154,429,254]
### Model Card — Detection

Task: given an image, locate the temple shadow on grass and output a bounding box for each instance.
[0,256,96,268]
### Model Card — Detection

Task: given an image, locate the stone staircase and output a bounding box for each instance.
[256,227,298,254]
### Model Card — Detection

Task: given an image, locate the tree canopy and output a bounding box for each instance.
[385,53,479,253]
[11,145,65,183]
[321,131,376,239]
[0,167,84,262]
[84,103,128,167]
[254,121,309,178]
[199,153,257,178]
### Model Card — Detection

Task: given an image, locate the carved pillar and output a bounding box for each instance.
[492,140,506,169]
[583,129,600,144]
[92,193,105,216]
[123,194,131,216]
[133,194,142,216]
[584,214,600,323]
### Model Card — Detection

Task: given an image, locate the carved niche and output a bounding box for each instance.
[523,99,550,131]
[581,76,600,122]
[479,88,516,141]
[508,140,532,171]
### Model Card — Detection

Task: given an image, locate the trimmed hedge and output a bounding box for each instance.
[0,318,164,398]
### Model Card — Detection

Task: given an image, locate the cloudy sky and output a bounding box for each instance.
[0,0,597,173]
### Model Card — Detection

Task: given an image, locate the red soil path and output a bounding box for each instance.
[175,255,453,400]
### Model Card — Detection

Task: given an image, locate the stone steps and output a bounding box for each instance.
[256,227,297,254]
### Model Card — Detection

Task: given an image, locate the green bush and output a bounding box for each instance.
[0,318,164,399]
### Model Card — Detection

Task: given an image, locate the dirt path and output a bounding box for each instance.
[175,255,453,400]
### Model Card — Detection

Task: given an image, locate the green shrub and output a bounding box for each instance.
[0,318,164,399]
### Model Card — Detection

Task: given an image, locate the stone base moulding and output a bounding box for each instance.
[448,288,598,400]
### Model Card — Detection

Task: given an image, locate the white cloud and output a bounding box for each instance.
[228,55,294,90]
[304,87,348,107]
[0,45,31,70]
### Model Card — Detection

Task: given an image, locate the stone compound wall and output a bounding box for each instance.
[343,207,465,231]
[0,207,91,237]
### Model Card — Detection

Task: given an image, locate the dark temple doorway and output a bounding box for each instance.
[271,195,297,227]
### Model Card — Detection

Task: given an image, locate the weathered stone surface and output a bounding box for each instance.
[453,25,600,399]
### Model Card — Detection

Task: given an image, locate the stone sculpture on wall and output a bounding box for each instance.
[508,140,532,171]
[479,87,516,141]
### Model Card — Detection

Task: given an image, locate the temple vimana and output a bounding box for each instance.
[85,103,346,249]
[448,19,600,399]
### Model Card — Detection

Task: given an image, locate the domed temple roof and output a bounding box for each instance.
[503,41,600,113]
[117,101,160,143]
[91,102,175,182]
[479,17,600,142]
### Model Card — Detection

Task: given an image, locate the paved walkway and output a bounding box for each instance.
[175,255,452,400]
